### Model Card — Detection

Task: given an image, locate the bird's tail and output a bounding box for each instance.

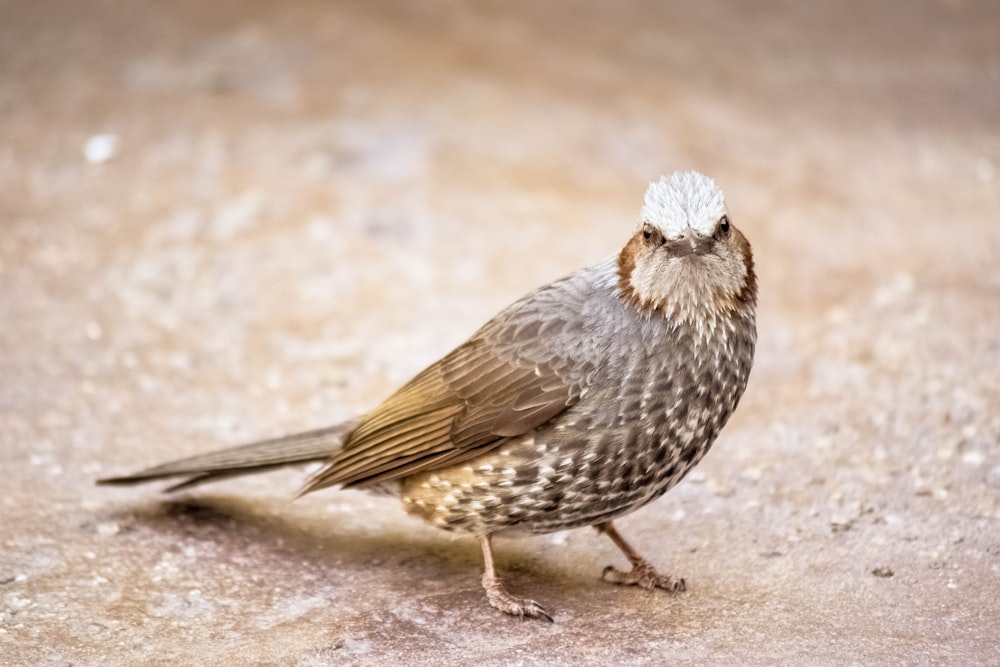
[97,421,356,493]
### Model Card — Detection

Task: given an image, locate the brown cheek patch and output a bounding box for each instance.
[711,229,756,313]
[616,232,647,310]
[734,230,757,306]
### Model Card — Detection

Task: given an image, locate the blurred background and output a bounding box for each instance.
[1,1,998,664]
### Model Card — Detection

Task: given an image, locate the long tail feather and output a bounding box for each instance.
[97,422,356,492]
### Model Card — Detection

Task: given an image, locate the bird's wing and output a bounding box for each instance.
[301,276,598,493]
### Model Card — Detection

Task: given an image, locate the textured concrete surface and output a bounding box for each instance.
[2,1,999,665]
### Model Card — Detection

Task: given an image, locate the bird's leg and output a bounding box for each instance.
[479,535,553,622]
[596,521,686,593]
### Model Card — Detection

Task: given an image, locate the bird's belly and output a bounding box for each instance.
[398,418,715,536]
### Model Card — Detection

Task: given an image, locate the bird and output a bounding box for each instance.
[99,171,758,621]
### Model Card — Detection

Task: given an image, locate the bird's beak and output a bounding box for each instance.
[664,232,712,257]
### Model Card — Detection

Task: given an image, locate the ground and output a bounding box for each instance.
[1,1,999,665]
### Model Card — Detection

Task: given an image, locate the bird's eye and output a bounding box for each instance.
[641,223,662,246]
[718,215,731,237]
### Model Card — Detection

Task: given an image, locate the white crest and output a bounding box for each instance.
[640,172,726,238]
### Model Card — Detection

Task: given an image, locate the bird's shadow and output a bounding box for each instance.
[98,492,759,627]
[105,492,594,605]
[120,494,471,565]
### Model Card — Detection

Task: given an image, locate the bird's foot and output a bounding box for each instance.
[601,561,686,593]
[596,522,686,593]
[481,573,553,622]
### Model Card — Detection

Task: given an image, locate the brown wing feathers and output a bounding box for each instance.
[301,336,578,493]
[303,405,462,490]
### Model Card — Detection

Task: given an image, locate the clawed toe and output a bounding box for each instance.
[483,574,554,622]
[602,563,686,593]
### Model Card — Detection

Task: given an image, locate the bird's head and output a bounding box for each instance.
[617,172,756,322]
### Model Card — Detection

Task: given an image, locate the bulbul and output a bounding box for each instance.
[100,171,757,621]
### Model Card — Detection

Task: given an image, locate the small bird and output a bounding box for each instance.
[100,171,757,621]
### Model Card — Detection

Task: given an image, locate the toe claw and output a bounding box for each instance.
[601,564,629,585]
[512,598,552,622]
[528,602,554,623]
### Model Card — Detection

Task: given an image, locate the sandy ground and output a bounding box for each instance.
[1,1,999,665]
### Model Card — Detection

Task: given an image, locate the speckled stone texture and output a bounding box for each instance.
[2,1,999,665]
